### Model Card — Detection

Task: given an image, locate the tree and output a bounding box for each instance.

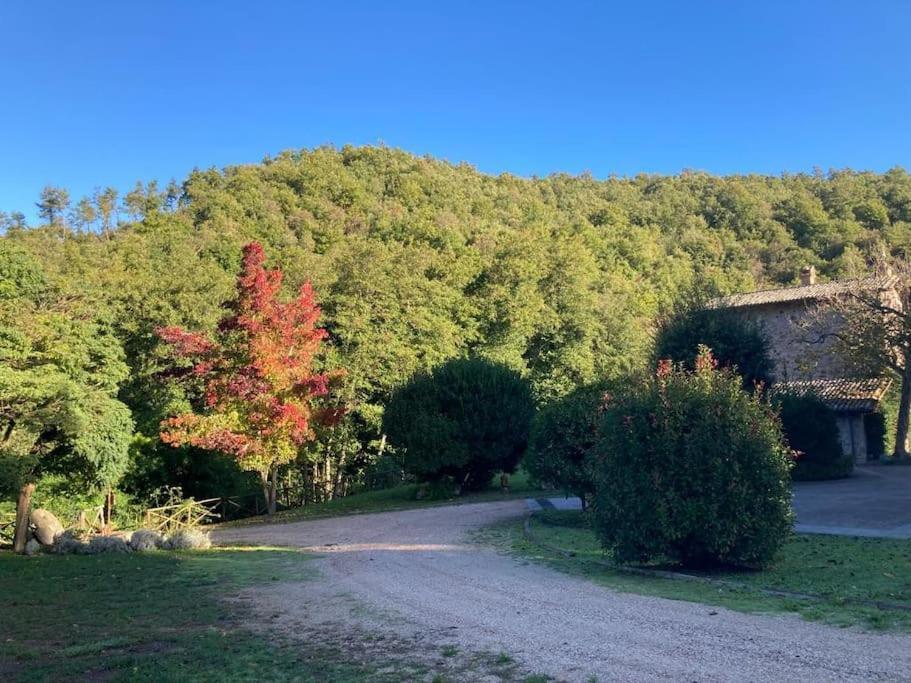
[157,242,341,513]
[0,243,132,552]
[124,180,163,220]
[0,212,27,233]
[36,186,70,226]
[774,392,850,480]
[93,186,118,236]
[0,241,46,300]
[593,350,793,569]
[525,380,611,507]
[655,301,774,390]
[809,259,911,458]
[383,357,535,492]
[164,179,182,211]
[70,196,97,232]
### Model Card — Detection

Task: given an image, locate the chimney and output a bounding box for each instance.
[799,265,817,286]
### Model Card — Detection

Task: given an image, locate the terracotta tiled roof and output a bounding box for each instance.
[711,274,898,309]
[770,377,893,413]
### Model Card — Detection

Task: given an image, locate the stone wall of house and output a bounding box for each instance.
[744,301,852,382]
[836,413,868,463]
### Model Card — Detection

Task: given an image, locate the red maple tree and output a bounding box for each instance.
[157,242,341,513]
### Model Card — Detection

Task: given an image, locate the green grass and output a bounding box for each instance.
[223,469,557,528]
[487,509,911,631]
[0,546,533,682]
[0,548,413,682]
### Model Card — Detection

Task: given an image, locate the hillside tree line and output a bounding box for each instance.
[2,146,910,510]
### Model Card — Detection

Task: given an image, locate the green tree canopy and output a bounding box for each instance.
[3,147,911,497]
[654,302,774,389]
[383,357,534,492]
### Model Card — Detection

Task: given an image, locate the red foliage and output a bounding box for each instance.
[694,347,718,373]
[157,326,215,356]
[156,242,342,475]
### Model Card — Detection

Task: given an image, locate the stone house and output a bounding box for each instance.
[712,266,898,463]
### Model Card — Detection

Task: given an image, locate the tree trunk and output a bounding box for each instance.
[332,451,348,499]
[325,458,333,500]
[307,461,318,504]
[269,467,278,514]
[894,366,911,458]
[103,487,114,528]
[260,471,277,516]
[13,482,35,554]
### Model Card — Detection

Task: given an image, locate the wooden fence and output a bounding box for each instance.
[0,513,15,547]
[139,476,395,529]
[202,485,312,522]
[142,498,221,533]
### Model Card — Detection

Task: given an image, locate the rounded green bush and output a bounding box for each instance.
[865,410,888,460]
[383,357,535,492]
[525,380,611,506]
[593,352,793,569]
[655,304,773,390]
[775,392,852,480]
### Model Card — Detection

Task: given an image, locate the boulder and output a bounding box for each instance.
[24,538,42,556]
[30,508,64,546]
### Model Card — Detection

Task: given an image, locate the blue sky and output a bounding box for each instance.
[1,1,909,220]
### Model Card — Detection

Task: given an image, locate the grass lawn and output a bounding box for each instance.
[482,509,911,632]
[0,547,417,682]
[222,469,557,528]
[0,546,547,683]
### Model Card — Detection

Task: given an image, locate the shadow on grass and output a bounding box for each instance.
[497,509,911,632]
[219,469,558,529]
[0,547,390,682]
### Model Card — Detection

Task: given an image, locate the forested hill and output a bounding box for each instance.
[3,146,911,441]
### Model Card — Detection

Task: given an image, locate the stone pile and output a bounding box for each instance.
[19,508,212,556]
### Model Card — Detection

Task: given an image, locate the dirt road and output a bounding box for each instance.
[214,501,911,682]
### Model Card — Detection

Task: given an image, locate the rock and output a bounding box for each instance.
[24,538,42,556]
[30,508,64,546]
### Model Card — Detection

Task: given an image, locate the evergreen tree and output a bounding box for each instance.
[35,186,70,226]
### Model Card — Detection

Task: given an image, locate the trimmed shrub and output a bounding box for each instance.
[53,528,210,554]
[166,528,212,550]
[87,535,131,554]
[775,392,852,480]
[53,530,88,555]
[383,357,535,492]
[525,381,611,506]
[593,350,793,569]
[655,304,773,390]
[129,528,165,552]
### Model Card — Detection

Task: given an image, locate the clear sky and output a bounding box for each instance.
[1,1,909,220]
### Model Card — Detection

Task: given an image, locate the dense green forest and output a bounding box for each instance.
[2,146,911,512]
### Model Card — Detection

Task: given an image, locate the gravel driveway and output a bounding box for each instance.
[215,501,911,682]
